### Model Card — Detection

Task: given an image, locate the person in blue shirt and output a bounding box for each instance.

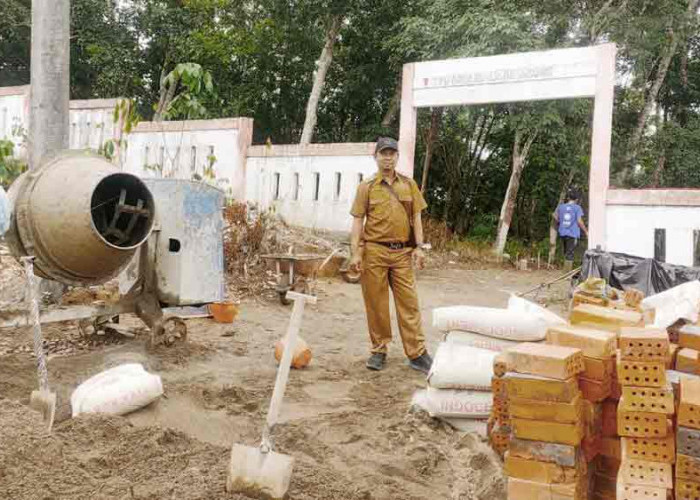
[554,188,588,272]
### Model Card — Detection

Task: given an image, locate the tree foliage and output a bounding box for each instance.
[3,0,700,252]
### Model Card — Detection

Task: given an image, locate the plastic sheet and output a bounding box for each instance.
[581,249,700,297]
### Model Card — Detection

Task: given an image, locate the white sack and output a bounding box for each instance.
[71,363,163,417]
[444,331,519,353]
[412,387,492,419]
[0,186,9,236]
[432,295,565,341]
[641,280,700,329]
[427,342,497,390]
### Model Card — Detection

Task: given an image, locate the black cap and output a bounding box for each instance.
[375,137,399,154]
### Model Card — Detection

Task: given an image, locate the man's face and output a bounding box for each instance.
[375,148,398,173]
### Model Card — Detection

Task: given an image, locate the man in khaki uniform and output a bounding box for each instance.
[349,137,432,373]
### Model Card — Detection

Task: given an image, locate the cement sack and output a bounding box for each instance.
[0,186,9,236]
[412,387,492,419]
[427,342,497,390]
[71,363,163,417]
[641,280,700,329]
[444,331,519,353]
[432,294,565,341]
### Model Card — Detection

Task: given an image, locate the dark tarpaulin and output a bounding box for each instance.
[580,249,700,297]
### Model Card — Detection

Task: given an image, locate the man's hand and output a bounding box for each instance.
[349,253,362,273]
[413,247,426,270]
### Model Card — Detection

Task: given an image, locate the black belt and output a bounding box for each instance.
[368,241,411,250]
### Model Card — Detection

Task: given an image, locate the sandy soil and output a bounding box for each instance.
[0,264,570,500]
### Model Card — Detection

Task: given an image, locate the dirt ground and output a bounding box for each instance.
[0,263,570,500]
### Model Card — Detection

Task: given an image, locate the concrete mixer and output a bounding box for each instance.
[0,150,226,346]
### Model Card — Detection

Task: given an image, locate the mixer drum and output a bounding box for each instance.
[6,151,155,286]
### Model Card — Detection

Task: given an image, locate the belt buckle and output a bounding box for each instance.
[389,242,402,250]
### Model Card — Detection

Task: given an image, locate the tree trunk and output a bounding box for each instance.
[381,76,402,128]
[153,52,175,122]
[548,168,576,267]
[420,107,443,193]
[300,15,342,145]
[625,0,700,167]
[494,130,538,255]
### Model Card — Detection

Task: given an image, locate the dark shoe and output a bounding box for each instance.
[366,353,386,371]
[409,352,433,374]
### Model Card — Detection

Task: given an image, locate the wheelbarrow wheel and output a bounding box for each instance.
[279,291,292,306]
[341,269,361,284]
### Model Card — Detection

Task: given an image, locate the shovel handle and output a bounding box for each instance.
[265,293,313,431]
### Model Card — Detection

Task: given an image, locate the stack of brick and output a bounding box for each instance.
[676,324,700,375]
[567,302,647,500]
[676,377,700,499]
[502,342,589,500]
[615,327,674,500]
[545,324,619,499]
[488,352,511,457]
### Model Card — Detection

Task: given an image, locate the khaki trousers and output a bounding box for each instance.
[360,243,425,360]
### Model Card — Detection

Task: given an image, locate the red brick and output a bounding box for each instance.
[507,342,585,380]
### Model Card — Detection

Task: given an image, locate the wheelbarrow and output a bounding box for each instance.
[262,253,325,305]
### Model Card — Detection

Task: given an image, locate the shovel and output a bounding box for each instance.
[22,257,57,433]
[227,291,317,499]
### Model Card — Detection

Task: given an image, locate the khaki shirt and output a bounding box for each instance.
[350,173,428,243]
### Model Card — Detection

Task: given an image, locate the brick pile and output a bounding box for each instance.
[615,327,674,500]
[501,342,589,500]
[488,352,511,457]
[676,377,700,499]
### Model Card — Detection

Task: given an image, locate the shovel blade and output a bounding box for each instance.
[227,444,294,499]
[30,389,57,433]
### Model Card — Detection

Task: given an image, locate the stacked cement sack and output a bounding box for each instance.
[424,295,568,430]
[412,341,496,424]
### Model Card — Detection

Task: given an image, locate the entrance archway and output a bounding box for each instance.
[397,44,616,249]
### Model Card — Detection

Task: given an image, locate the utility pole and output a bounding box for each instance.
[29,0,70,170]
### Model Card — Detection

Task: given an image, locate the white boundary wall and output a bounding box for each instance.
[245,143,377,232]
[0,86,121,160]
[121,118,253,199]
[606,190,700,266]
